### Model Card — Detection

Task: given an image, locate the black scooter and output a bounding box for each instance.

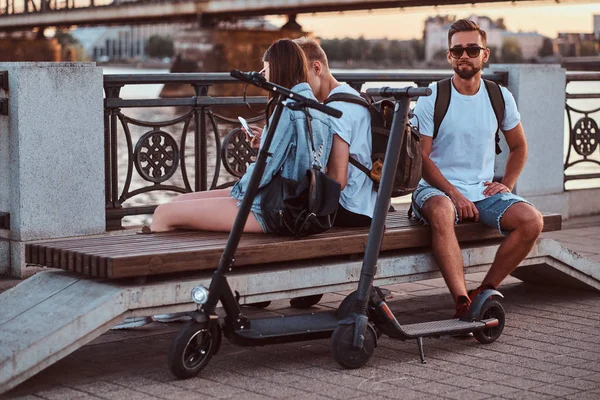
[168,70,351,379]
[329,87,506,368]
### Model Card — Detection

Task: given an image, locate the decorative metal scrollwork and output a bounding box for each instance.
[134,129,180,183]
[221,128,258,178]
[572,117,599,156]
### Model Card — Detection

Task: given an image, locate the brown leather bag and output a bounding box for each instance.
[325,93,422,197]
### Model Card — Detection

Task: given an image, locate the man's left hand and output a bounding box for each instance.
[483,181,511,197]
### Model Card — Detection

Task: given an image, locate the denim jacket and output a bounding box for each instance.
[230,82,333,214]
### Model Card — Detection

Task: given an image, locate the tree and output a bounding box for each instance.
[538,37,554,57]
[320,38,342,61]
[146,35,174,59]
[501,38,522,63]
[388,40,402,62]
[369,41,387,62]
[495,18,507,30]
[411,39,425,61]
[432,48,448,61]
[54,29,79,48]
[355,36,369,61]
[338,38,360,61]
[487,46,499,64]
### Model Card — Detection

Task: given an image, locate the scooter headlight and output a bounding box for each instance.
[191,285,209,304]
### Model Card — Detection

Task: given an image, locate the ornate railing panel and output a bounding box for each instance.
[564,72,600,190]
[104,71,507,229]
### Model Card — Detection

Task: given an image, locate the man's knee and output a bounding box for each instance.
[514,206,544,241]
[525,209,544,238]
[422,196,455,228]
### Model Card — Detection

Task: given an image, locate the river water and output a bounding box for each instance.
[102,66,600,226]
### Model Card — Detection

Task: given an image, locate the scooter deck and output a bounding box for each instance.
[402,318,495,338]
[236,311,339,340]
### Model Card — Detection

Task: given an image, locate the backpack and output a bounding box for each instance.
[433,78,505,155]
[324,92,422,198]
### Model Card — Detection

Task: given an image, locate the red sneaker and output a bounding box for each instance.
[467,284,496,302]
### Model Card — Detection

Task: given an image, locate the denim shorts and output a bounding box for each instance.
[251,209,269,233]
[411,186,532,236]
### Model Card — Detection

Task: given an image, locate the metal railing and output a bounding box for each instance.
[564,72,600,189]
[104,71,507,229]
[0,0,122,15]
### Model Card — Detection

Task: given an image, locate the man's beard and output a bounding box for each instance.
[454,62,481,79]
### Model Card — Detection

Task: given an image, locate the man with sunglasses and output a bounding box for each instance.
[411,19,544,320]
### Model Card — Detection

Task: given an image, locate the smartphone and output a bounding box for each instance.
[238,116,253,137]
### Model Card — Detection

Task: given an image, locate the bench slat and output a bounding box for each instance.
[25,211,561,279]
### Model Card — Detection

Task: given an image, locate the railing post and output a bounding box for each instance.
[0,62,105,277]
[193,84,210,192]
[103,83,123,230]
[489,64,568,217]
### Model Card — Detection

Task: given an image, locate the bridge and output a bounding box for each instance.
[0,0,590,31]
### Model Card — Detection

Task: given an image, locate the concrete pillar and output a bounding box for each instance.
[0,62,105,277]
[489,64,568,217]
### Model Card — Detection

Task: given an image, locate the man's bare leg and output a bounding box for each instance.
[421,196,468,301]
[481,202,544,288]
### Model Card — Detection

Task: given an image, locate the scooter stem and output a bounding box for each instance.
[203,98,286,313]
[351,99,411,345]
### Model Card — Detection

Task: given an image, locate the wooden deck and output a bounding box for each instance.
[25,212,562,279]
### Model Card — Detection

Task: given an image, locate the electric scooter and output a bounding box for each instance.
[330,86,506,369]
[167,70,350,379]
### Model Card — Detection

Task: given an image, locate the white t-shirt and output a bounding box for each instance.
[412,79,521,202]
[327,84,377,218]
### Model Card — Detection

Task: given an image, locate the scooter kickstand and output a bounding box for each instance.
[417,337,427,364]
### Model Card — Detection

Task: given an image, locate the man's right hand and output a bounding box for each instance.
[242,125,262,149]
[448,189,479,222]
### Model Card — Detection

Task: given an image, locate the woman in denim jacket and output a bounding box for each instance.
[150,39,333,233]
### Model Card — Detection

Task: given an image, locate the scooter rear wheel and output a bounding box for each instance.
[473,300,505,344]
[331,323,376,369]
[168,321,222,379]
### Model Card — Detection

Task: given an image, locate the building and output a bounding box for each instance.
[423,14,545,62]
[71,23,192,61]
[555,32,599,58]
[502,31,545,61]
[594,14,600,39]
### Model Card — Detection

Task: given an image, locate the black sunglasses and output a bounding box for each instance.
[449,46,485,59]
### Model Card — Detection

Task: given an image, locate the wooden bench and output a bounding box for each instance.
[25,209,562,279]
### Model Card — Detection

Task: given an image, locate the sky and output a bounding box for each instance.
[267,2,599,40]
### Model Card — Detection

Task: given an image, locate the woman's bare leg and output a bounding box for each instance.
[150,196,263,233]
[171,189,231,202]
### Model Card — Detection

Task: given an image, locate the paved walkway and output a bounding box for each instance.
[2,216,600,400]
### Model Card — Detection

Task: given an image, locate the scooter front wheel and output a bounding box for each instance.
[331,323,376,369]
[473,299,505,344]
[168,320,222,379]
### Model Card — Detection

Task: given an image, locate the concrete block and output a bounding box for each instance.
[9,241,25,278]
[489,64,566,198]
[0,62,105,243]
[568,188,600,218]
[0,239,8,276]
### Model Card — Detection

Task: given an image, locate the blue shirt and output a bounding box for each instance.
[412,80,521,202]
[230,82,333,213]
[327,84,376,218]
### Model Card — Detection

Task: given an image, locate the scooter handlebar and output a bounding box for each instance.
[365,86,432,99]
[230,70,343,119]
[230,69,266,86]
